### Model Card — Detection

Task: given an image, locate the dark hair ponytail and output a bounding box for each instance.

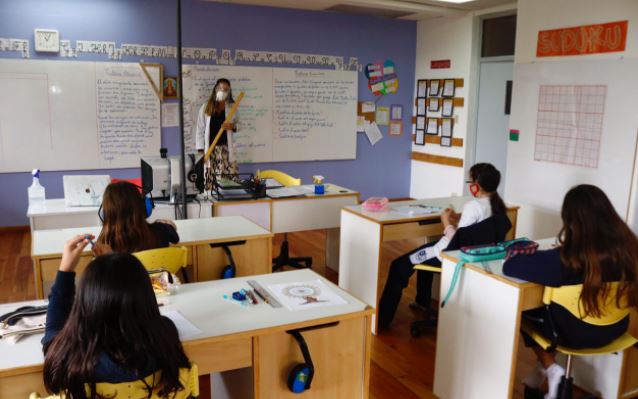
[469,163,505,216]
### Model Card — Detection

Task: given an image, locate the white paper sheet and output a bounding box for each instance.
[161,103,180,127]
[266,279,347,311]
[393,205,442,216]
[362,101,376,113]
[160,309,202,340]
[364,121,383,146]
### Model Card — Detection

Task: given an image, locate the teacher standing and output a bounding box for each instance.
[195,78,239,189]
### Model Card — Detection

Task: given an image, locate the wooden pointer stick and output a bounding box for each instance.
[204,91,245,162]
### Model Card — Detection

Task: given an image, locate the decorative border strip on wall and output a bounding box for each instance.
[411,134,464,147]
[411,151,464,167]
[1,37,361,70]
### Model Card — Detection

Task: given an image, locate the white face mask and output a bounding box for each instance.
[215,90,228,102]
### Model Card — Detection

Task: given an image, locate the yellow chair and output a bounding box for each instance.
[133,246,190,283]
[521,282,638,399]
[30,363,199,399]
[257,169,301,187]
[257,169,312,272]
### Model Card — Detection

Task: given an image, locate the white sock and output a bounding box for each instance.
[544,363,565,399]
[522,361,546,389]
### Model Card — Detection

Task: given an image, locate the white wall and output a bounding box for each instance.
[506,0,638,239]
[410,14,475,199]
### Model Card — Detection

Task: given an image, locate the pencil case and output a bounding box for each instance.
[362,197,388,212]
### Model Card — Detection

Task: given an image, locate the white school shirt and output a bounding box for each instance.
[194,102,240,162]
[410,196,492,264]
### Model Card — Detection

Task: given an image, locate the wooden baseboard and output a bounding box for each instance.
[411,152,464,168]
[0,225,29,233]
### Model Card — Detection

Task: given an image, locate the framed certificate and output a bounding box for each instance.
[442,79,455,97]
[416,98,427,116]
[429,79,441,97]
[442,98,454,117]
[428,97,440,112]
[441,118,454,137]
[417,79,427,98]
[440,136,452,147]
[426,118,439,135]
[415,130,425,145]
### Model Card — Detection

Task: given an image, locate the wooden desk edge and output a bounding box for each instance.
[343,205,519,226]
[31,233,274,260]
[0,307,374,379]
[440,252,541,290]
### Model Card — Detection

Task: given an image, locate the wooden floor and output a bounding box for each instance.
[1,228,585,398]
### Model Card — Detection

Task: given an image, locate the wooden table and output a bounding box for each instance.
[434,239,638,399]
[338,196,519,334]
[0,269,373,399]
[31,216,273,298]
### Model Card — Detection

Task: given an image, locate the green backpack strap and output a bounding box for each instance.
[440,245,507,308]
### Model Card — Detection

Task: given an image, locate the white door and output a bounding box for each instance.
[474,60,513,195]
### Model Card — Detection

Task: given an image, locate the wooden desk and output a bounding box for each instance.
[27,198,212,233]
[435,239,638,399]
[0,270,373,399]
[338,196,519,334]
[31,216,273,299]
[213,184,360,271]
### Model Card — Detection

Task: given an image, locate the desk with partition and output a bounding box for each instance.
[338,196,519,334]
[435,239,638,399]
[31,216,273,298]
[0,269,374,399]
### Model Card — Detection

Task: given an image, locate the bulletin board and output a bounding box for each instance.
[505,59,638,223]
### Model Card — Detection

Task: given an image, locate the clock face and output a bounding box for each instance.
[34,29,60,53]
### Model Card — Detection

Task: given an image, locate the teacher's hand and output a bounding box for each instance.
[59,235,91,272]
[222,122,235,131]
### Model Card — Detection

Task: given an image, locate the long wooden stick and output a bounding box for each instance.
[204,91,245,162]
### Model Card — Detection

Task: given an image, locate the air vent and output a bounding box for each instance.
[325,4,414,18]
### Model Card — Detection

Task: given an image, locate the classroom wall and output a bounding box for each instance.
[0,0,416,227]
[505,0,638,240]
[410,14,476,200]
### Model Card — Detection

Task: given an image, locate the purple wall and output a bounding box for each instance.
[0,0,416,227]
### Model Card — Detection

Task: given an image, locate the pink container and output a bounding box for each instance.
[362,197,389,212]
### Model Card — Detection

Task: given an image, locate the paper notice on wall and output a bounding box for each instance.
[161,103,180,127]
[357,116,366,133]
[365,121,383,146]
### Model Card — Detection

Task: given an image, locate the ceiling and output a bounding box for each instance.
[206,0,516,20]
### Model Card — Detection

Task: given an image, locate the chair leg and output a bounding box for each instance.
[272,234,312,272]
[181,268,190,284]
[556,355,574,399]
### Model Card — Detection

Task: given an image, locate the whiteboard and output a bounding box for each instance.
[0,59,161,173]
[505,59,638,231]
[182,65,357,163]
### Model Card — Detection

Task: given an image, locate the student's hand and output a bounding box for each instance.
[92,243,113,257]
[222,122,235,131]
[59,235,92,272]
[156,219,177,229]
[441,208,457,228]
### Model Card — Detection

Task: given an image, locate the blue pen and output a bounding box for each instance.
[84,234,95,248]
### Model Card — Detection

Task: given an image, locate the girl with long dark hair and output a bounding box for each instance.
[378,163,507,328]
[97,181,178,253]
[42,235,191,398]
[504,184,638,398]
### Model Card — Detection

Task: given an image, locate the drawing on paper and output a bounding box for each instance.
[534,85,606,168]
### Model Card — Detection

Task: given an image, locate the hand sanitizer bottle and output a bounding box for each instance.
[28,169,46,206]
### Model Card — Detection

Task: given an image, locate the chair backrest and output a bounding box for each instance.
[543,282,631,326]
[446,212,513,251]
[133,246,188,275]
[257,169,301,187]
[30,363,199,399]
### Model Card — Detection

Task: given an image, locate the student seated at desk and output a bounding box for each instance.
[504,185,638,399]
[42,235,191,398]
[98,181,179,252]
[378,163,506,329]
